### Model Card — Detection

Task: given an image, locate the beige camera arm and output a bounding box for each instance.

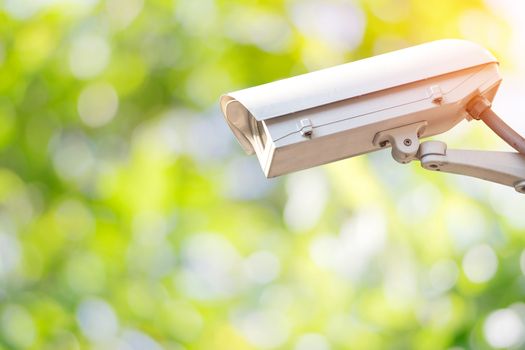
[418,140,525,194]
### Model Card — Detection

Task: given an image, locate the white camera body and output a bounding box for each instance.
[220,39,501,178]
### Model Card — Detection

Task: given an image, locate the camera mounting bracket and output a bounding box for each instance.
[373,121,428,164]
[375,122,525,193]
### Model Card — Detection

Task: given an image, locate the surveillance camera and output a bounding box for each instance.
[220,39,501,178]
[221,39,525,192]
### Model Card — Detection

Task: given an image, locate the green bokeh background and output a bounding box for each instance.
[1,0,525,349]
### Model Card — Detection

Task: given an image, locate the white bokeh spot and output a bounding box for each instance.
[484,308,525,348]
[76,298,119,342]
[69,34,111,79]
[462,244,498,283]
[78,83,119,128]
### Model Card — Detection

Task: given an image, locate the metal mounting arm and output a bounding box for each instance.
[374,122,525,194]
[418,141,525,194]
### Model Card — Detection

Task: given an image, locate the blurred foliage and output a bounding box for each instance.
[1,0,525,349]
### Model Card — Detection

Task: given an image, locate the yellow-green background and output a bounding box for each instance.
[1,0,525,349]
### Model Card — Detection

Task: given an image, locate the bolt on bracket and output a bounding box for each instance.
[373,121,428,164]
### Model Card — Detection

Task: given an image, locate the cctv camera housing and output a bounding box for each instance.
[220,39,501,178]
